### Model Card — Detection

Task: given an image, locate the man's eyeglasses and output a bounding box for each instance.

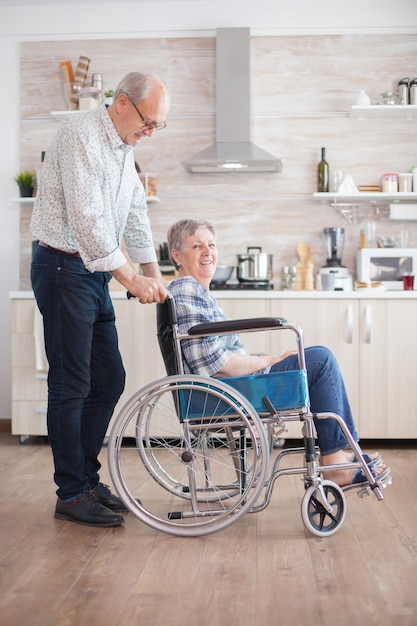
[127,96,166,131]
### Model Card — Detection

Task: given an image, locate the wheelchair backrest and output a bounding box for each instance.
[157,297,181,376]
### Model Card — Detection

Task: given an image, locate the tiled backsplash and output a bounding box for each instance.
[19,34,417,289]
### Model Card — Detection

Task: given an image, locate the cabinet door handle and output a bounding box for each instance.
[346,304,353,344]
[365,304,372,343]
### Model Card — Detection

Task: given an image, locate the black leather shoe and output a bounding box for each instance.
[93,482,128,512]
[55,491,125,527]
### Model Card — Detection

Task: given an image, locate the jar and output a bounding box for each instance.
[398,173,413,192]
[380,173,398,193]
[91,73,103,91]
[78,87,101,110]
[91,73,103,103]
[139,172,158,196]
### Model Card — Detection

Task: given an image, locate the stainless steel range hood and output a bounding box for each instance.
[182,27,282,174]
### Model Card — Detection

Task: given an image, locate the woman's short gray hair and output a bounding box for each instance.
[167,219,216,266]
[114,72,169,103]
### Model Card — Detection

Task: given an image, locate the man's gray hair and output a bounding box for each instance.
[114,72,169,103]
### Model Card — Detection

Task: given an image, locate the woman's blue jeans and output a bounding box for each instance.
[31,245,125,499]
[271,346,359,455]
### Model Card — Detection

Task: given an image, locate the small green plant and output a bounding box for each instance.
[104,90,114,98]
[15,170,34,188]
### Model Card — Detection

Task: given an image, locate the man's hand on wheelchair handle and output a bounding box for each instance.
[126,274,168,304]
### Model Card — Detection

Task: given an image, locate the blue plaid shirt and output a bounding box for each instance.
[167,277,268,377]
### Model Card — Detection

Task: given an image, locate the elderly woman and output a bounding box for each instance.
[166,218,388,491]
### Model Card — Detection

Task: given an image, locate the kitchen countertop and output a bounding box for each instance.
[10,290,417,300]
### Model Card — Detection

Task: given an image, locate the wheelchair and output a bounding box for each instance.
[107,296,391,537]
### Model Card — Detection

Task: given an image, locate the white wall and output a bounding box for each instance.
[1,0,416,420]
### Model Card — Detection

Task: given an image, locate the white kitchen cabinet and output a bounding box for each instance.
[10,295,165,442]
[270,296,417,438]
[11,298,47,440]
[11,293,417,441]
[357,299,417,438]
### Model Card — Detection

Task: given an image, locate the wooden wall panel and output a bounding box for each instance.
[18,35,417,290]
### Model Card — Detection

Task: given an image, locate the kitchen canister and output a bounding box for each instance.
[398,77,409,105]
[91,73,103,91]
[398,173,413,192]
[381,173,398,193]
[91,73,103,102]
[410,78,417,105]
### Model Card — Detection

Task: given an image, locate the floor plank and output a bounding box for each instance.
[1,429,417,626]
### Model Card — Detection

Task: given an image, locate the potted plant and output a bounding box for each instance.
[15,170,35,197]
[104,89,114,105]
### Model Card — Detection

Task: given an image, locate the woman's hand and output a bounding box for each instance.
[268,350,298,366]
[215,350,298,378]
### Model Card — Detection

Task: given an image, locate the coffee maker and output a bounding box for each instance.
[316,227,353,291]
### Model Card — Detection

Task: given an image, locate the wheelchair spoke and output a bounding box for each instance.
[108,375,269,537]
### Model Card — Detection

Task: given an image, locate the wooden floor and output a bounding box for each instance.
[1,422,417,626]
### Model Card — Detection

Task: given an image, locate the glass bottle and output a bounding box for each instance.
[317,147,329,192]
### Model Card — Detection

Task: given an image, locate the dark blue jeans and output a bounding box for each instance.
[271,346,359,455]
[31,245,125,499]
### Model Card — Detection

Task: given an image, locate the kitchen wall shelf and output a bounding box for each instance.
[11,195,160,204]
[349,105,417,118]
[314,192,417,204]
[50,110,84,119]
[314,192,417,224]
[21,111,83,121]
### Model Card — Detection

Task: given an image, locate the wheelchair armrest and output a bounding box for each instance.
[188,317,287,336]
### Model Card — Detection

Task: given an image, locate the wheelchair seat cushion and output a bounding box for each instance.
[178,370,310,420]
[219,369,310,412]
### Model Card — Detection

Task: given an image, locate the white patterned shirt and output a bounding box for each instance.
[30,105,157,272]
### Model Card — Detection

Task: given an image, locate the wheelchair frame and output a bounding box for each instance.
[107,296,390,537]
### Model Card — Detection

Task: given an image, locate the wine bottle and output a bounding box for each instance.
[317,147,329,192]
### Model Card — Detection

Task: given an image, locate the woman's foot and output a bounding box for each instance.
[321,450,387,487]
[342,450,381,464]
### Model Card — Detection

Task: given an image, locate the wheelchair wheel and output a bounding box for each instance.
[301,480,346,537]
[108,375,269,537]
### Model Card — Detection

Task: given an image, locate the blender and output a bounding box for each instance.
[317,227,353,291]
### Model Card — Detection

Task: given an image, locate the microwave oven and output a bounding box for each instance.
[356,248,417,290]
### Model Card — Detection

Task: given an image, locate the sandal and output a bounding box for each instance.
[342,465,391,494]
[351,452,383,468]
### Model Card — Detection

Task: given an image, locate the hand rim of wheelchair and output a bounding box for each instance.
[107,374,270,537]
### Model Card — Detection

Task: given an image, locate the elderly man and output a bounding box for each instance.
[30,72,169,527]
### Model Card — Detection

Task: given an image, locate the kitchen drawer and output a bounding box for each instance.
[12,368,47,402]
[11,401,48,438]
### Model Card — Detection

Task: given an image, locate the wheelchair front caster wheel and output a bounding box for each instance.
[301,480,346,537]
